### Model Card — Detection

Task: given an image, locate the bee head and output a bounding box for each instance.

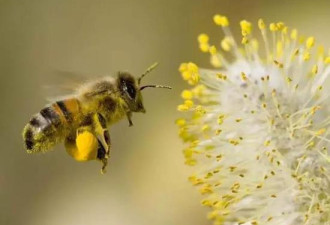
[117,72,145,113]
[117,63,171,113]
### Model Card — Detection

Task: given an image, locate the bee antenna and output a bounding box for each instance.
[140,84,172,91]
[138,62,159,85]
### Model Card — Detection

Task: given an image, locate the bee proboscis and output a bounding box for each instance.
[22,63,171,173]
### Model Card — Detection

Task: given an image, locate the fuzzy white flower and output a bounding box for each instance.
[177,14,330,225]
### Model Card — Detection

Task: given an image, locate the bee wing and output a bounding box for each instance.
[42,70,94,102]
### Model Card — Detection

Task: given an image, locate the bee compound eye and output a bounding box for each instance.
[126,83,136,99]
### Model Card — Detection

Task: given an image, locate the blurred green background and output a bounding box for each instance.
[1,0,330,224]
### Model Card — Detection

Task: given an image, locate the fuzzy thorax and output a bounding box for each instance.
[177,14,330,225]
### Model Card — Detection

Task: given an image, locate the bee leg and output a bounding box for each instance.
[126,112,133,127]
[92,113,111,174]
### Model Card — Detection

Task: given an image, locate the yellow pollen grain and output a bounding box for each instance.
[184,100,194,108]
[198,33,209,44]
[181,71,191,80]
[181,90,193,100]
[240,20,252,36]
[177,104,189,112]
[213,14,229,27]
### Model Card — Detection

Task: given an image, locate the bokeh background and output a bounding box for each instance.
[1,0,330,224]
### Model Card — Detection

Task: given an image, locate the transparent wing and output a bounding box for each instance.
[41,70,94,102]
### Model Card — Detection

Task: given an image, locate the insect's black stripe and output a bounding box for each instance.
[29,116,41,127]
[40,107,59,125]
[24,128,34,150]
[56,101,71,122]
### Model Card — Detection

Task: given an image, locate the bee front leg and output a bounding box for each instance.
[126,112,133,127]
[92,113,111,174]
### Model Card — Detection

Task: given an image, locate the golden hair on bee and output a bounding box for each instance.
[22,63,171,173]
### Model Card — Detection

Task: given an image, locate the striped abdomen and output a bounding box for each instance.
[23,98,81,153]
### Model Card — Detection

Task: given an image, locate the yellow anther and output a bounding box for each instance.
[181,90,193,100]
[216,73,227,80]
[276,22,285,30]
[258,19,265,30]
[303,52,311,61]
[324,56,330,64]
[221,37,232,51]
[215,129,222,135]
[241,72,248,81]
[264,140,271,146]
[229,139,239,146]
[202,125,210,132]
[209,45,217,55]
[184,100,194,108]
[195,105,206,115]
[312,65,318,75]
[187,62,198,72]
[290,29,298,40]
[181,71,191,80]
[198,33,209,43]
[240,20,252,36]
[269,23,277,32]
[175,118,186,127]
[286,77,292,83]
[282,26,288,34]
[199,43,209,52]
[213,14,229,27]
[306,37,315,49]
[177,104,189,112]
[241,36,248,44]
[235,118,242,122]
[273,60,283,68]
[316,128,326,136]
[179,63,188,72]
[192,85,206,97]
[210,55,222,68]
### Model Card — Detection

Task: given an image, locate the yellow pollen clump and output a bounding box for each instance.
[179,62,200,85]
[74,131,98,161]
[240,20,252,36]
[213,14,229,27]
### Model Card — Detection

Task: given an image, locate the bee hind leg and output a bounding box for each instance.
[92,113,111,174]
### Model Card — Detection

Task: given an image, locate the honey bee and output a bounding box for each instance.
[22,63,171,173]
